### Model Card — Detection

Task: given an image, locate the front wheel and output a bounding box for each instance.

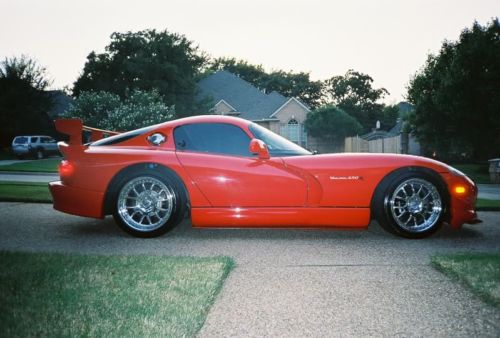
[373,172,447,238]
[113,174,184,237]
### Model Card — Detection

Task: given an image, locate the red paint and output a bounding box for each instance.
[191,207,370,228]
[49,115,479,231]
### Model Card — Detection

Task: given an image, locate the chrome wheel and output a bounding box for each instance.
[117,176,175,232]
[389,178,442,233]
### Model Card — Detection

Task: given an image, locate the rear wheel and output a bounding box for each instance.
[372,172,446,238]
[112,173,185,237]
[35,148,45,159]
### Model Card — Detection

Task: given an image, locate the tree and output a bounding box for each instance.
[263,70,324,109]
[73,29,208,117]
[0,56,54,146]
[0,55,51,90]
[207,57,324,108]
[65,90,174,131]
[208,57,268,86]
[305,105,362,145]
[407,19,500,160]
[380,104,400,130]
[324,69,389,132]
[64,91,121,129]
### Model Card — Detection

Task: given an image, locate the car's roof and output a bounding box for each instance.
[156,115,251,129]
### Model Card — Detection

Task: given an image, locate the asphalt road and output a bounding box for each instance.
[0,202,499,337]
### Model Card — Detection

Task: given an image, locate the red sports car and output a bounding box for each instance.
[49,115,479,238]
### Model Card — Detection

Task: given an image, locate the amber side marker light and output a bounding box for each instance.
[59,160,74,177]
[454,186,467,195]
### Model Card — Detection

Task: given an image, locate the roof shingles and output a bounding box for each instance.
[197,70,289,121]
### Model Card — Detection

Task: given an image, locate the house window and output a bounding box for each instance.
[287,119,300,143]
[280,119,307,148]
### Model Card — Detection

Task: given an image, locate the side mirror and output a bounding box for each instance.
[249,139,270,160]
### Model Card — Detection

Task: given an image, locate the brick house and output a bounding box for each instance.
[197,70,319,150]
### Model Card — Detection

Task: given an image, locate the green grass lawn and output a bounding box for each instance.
[0,181,52,203]
[432,253,500,307]
[0,251,234,337]
[476,198,500,210]
[451,163,490,184]
[0,158,60,173]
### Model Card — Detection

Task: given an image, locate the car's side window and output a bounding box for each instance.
[174,123,252,157]
[31,137,39,143]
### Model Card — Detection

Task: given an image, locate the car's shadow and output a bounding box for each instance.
[68,216,484,241]
[70,217,126,237]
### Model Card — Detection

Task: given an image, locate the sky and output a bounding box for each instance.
[1,0,498,103]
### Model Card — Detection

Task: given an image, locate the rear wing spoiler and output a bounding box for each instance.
[54,119,120,145]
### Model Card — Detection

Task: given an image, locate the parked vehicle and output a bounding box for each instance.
[11,135,59,159]
[49,116,479,239]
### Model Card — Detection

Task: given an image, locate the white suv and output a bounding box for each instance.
[11,135,59,159]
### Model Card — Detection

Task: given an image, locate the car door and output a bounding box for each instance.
[41,137,58,152]
[174,122,307,207]
[39,137,52,152]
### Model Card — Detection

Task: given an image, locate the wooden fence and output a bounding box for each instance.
[345,135,402,154]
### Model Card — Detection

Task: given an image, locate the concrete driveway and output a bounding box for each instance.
[0,203,499,336]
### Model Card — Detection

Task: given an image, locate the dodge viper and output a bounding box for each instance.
[49,115,480,238]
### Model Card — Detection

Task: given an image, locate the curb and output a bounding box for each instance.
[477,207,500,212]
[0,198,52,204]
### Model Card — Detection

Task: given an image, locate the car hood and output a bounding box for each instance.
[282,153,451,174]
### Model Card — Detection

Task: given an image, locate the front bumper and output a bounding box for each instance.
[49,181,105,219]
[442,173,481,228]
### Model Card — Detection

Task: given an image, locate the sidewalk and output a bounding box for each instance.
[0,171,58,183]
[477,184,500,200]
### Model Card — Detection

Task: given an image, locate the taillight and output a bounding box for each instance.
[59,160,74,179]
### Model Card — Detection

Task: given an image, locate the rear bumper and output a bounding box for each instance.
[49,181,105,219]
[12,148,30,155]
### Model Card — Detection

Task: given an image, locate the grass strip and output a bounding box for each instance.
[476,198,500,210]
[432,253,500,308]
[0,181,52,203]
[0,158,60,173]
[0,251,234,337]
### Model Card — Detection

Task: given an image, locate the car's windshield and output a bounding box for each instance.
[249,123,311,156]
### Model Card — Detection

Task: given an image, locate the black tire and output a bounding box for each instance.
[35,148,45,159]
[372,170,447,239]
[112,171,186,238]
